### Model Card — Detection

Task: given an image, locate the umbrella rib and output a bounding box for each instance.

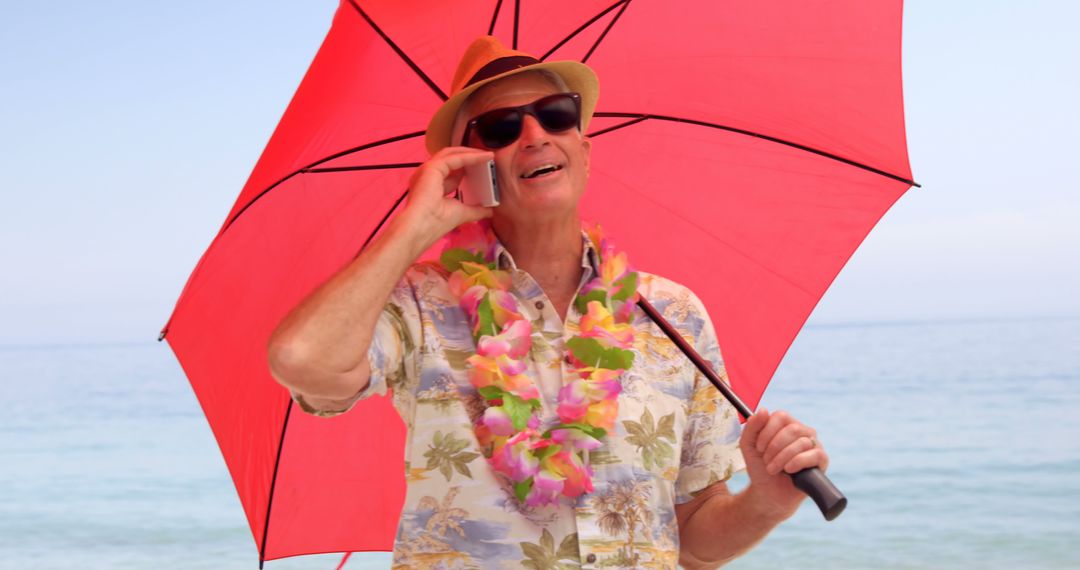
[593,112,921,187]
[587,116,647,138]
[162,133,423,340]
[513,0,520,49]
[539,0,629,62]
[581,0,632,64]
[345,0,448,102]
[487,0,503,35]
[224,131,424,231]
[303,162,422,174]
[356,189,409,258]
[258,398,294,569]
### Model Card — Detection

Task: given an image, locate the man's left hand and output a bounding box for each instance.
[739,408,829,521]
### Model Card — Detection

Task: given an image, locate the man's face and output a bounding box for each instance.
[458,72,591,226]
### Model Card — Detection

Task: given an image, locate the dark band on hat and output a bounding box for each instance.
[465,56,541,88]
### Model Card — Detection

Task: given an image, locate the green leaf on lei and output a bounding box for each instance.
[533,443,561,463]
[439,247,485,272]
[502,393,540,430]
[475,294,498,338]
[554,422,608,440]
[573,288,608,314]
[477,385,505,402]
[514,478,533,502]
[566,336,635,370]
[612,271,639,302]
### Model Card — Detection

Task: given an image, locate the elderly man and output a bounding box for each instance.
[269,37,828,569]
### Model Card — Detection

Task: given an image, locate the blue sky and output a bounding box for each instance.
[1,0,1078,345]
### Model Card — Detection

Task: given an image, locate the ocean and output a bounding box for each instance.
[2,316,1078,569]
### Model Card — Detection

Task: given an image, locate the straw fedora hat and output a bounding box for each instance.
[425,36,599,154]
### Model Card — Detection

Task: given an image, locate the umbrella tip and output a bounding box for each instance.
[157,329,167,342]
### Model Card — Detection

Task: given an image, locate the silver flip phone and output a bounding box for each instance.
[458,159,500,207]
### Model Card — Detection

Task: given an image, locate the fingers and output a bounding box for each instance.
[414,147,494,186]
[402,147,495,234]
[753,410,829,475]
[460,203,494,223]
[738,408,770,456]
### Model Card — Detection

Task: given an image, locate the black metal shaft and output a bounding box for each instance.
[636,296,847,521]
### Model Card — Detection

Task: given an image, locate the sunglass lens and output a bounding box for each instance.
[475,109,522,149]
[535,95,580,132]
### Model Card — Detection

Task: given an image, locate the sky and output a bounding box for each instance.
[1,0,1078,346]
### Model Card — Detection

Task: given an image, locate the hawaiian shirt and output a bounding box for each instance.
[292,235,745,569]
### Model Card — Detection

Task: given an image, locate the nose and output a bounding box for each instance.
[517,114,550,149]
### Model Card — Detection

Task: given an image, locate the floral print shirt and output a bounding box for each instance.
[292,235,745,569]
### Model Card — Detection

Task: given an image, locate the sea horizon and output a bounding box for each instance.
[2,314,1077,568]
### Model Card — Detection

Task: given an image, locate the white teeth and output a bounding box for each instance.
[523,164,560,179]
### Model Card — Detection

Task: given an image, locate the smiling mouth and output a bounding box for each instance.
[521,164,563,179]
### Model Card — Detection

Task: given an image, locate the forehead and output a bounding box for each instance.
[466,72,562,116]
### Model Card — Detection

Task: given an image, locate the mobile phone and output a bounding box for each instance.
[458,159,500,207]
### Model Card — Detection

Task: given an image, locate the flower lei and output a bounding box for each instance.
[440,221,639,507]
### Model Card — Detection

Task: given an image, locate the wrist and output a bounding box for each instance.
[386,210,444,259]
[741,483,794,525]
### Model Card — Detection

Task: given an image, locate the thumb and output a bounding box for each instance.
[740,408,769,457]
[461,204,494,223]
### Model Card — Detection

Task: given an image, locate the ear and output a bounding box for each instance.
[581,136,592,173]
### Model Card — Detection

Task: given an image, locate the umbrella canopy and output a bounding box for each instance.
[162,0,915,563]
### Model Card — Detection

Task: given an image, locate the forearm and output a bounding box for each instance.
[267,212,436,399]
[679,485,788,569]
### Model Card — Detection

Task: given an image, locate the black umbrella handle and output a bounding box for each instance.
[636,297,847,521]
[791,467,847,521]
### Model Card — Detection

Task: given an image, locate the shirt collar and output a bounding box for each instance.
[493,231,600,281]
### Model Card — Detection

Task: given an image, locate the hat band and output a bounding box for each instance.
[465,55,541,88]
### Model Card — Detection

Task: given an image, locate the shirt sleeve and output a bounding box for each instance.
[290,271,424,418]
[674,295,746,504]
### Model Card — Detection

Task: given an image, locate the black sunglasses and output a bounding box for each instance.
[460,92,582,149]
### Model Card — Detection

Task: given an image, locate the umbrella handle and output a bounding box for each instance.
[791,467,846,521]
[636,297,847,521]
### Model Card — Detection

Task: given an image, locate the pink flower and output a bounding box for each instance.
[613,298,638,322]
[455,285,487,319]
[477,317,532,359]
[579,301,634,350]
[490,429,540,481]
[466,354,537,399]
[556,371,622,427]
[579,367,623,399]
[556,379,590,424]
[544,450,593,497]
[550,427,603,451]
[481,406,515,437]
[585,399,619,431]
[488,290,523,328]
[600,250,630,287]
[526,469,565,507]
[446,221,496,260]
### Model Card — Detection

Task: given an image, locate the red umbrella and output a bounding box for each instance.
[162,0,915,564]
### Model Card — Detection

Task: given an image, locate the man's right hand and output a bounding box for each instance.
[398,147,495,251]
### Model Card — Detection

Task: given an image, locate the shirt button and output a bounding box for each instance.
[535,301,544,310]
[585,553,597,563]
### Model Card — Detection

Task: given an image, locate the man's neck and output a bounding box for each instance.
[493,214,583,318]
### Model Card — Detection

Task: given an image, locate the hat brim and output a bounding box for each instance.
[424,60,599,155]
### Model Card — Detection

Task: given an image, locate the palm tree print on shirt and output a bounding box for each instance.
[424,430,481,481]
[519,528,581,570]
[623,409,677,471]
[592,479,656,567]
